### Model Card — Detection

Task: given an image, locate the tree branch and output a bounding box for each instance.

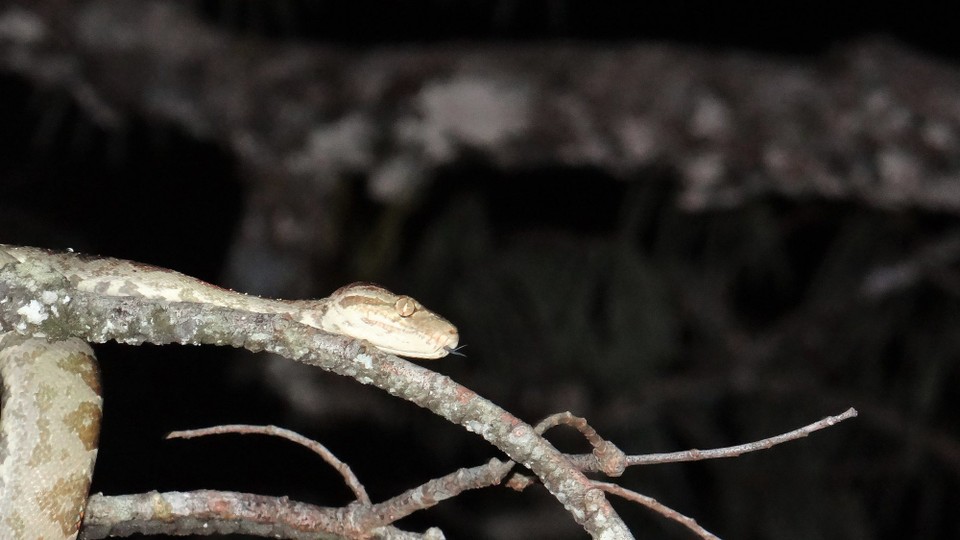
[80,491,444,540]
[0,254,632,538]
[4,1,960,214]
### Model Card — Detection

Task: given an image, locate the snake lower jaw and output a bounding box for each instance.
[356,326,459,359]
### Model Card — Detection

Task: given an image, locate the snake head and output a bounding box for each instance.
[322,283,460,359]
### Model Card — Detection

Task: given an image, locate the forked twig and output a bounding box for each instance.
[168,424,516,530]
[529,408,858,539]
[147,408,857,539]
[535,412,627,476]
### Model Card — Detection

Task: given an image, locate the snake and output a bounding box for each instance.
[0,244,459,539]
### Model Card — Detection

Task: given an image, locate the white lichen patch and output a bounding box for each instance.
[368,156,425,202]
[410,76,531,161]
[689,93,732,141]
[16,300,48,325]
[0,7,47,43]
[877,147,921,196]
[353,354,374,370]
[616,116,661,163]
[286,114,374,176]
[39,291,59,304]
[463,420,486,435]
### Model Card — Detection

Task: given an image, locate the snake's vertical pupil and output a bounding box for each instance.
[395,296,417,317]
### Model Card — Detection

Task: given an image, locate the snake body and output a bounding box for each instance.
[0,244,458,538]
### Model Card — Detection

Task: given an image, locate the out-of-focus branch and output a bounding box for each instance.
[3,1,960,214]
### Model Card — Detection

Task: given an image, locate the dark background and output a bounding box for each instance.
[2,1,959,539]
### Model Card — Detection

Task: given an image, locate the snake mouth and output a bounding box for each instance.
[435,329,460,357]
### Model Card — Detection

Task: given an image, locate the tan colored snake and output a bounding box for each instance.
[0,244,458,539]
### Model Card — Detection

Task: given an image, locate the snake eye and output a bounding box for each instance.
[395,296,417,317]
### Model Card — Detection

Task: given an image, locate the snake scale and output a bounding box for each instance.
[0,244,459,539]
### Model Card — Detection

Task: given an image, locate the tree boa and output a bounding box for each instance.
[0,244,458,539]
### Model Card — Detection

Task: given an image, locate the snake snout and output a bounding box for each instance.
[436,327,459,352]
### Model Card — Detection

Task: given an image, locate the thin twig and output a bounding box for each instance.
[567,408,858,472]
[594,482,721,540]
[627,407,858,466]
[353,459,515,528]
[535,412,601,439]
[167,424,370,504]
[535,412,627,476]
